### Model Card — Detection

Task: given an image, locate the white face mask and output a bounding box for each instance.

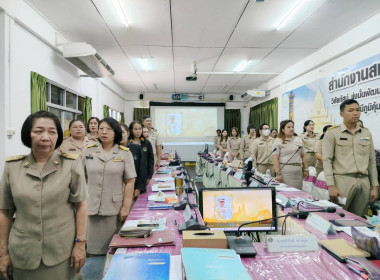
[263,129,270,136]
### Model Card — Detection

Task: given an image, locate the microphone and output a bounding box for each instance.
[288,207,336,219]
[267,145,302,187]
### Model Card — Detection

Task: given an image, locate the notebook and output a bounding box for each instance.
[319,239,371,262]
[109,230,175,248]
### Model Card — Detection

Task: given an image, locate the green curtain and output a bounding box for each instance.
[133,108,150,123]
[224,109,241,136]
[31,72,47,113]
[249,97,278,130]
[82,96,92,125]
[103,105,110,118]
[120,112,125,124]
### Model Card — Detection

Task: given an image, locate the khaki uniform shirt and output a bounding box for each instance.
[0,151,87,269]
[315,139,323,169]
[250,136,275,168]
[227,137,242,159]
[218,138,228,151]
[58,136,95,158]
[87,133,99,142]
[214,136,220,149]
[240,135,256,159]
[272,136,306,164]
[322,123,378,186]
[84,144,137,216]
[300,132,320,153]
[149,128,162,157]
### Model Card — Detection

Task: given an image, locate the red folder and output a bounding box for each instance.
[109,230,175,248]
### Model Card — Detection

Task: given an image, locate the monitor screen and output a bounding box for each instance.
[199,187,277,232]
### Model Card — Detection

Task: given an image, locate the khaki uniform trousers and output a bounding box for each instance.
[281,164,303,190]
[334,174,371,216]
[306,152,317,167]
[256,164,275,177]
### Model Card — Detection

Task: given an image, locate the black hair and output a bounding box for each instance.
[220,129,228,142]
[231,127,239,137]
[303,120,314,132]
[246,124,256,134]
[259,123,269,131]
[86,117,100,133]
[339,99,359,112]
[142,115,151,122]
[271,129,278,133]
[216,129,221,133]
[69,119,85,130]
[98,117,122,145]
[128,121,145,141]
[21,111,63,149]
[320,125,333,140]
[120,124,129,132]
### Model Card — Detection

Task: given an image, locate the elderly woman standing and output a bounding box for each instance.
[0,111,87,280]
[273,120,309,189]
[58,119,95,158]
[84,117,136,255]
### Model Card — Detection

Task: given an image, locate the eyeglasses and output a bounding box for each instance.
[99,127,114,133]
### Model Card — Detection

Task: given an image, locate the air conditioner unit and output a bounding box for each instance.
[241,90,267,101]
[62,42,115,78]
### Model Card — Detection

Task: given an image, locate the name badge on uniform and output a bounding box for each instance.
[339,138,347,140]
[69,148,76,151]
[86,155,93,159]
[113,158,124,162]
[259,143,264,146]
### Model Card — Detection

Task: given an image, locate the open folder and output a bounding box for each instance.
[109,230,175,248]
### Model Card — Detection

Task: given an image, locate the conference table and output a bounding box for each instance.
[102,156,366,279]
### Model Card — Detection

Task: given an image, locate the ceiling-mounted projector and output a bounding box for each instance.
[186,75,197,81]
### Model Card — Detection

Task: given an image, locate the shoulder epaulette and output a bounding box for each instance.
[119,145,130,152]
[328,125,338,130]
[61,153,79,160]
[6,155,27,162]
[87,143,98,148]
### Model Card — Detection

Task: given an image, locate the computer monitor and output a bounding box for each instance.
[199,187,277,232]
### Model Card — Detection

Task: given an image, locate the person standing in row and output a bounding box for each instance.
[240,125,256,161]
[315,125,332,175]
[0,111,87,280]
[120,124,147,197]
[218,129,228,159]
[250,123,275,176]
[273,120,309,189]
[142,115,162,169]
[271,129,278,138]
[323,99,378,216]
[58,119,95,158]
[86,117,99,141]
[214,129,221,152]
[129,121,154,197]
[227,127,241,162]
[84,117,136,255]
[300,120,320,168]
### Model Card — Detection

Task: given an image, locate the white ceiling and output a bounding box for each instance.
[27,0,380,96]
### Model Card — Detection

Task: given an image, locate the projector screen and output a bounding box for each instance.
[150,102,225,145]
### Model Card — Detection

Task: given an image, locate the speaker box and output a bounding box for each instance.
[229,95,233,101]
[139,94,144,100]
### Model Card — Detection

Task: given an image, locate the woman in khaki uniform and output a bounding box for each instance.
[227,127,241,162]
[86,117,99,141]
[239,125,256,161]
[58,119,95,158]
[273,120,309,189]
[300,120,320,168]
[217,129,228,158]
[84,117,136,255]
[0,111,87,280]
[250,123,275,176]
[315,125,332,176]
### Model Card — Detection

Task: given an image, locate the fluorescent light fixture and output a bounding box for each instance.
[113,0,129,28]
[234,61,251,72]
[276,0,305,31]
[139,58,149,71]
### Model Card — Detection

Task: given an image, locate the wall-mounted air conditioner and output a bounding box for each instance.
[241,90,268,101]
[62,42,114,78]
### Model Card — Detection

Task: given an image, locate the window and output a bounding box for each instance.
[46,81,85,138]
[109,108,121,122]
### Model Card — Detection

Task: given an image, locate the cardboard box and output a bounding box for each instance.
[182,230,227,249]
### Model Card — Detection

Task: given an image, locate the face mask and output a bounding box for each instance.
[263,129,270,136]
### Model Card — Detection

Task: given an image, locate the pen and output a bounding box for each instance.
[173,218,177,225]
[347,264,368,279]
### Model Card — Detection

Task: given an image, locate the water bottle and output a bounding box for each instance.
[263,169,272,184]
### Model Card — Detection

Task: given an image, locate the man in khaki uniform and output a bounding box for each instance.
[250,123,275,176]
[240,125,256,161]
[142,115,162,168]
[214,129,221,151]
[323,99,378,216]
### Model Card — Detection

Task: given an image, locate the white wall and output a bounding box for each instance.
[0,1,128,173]
[258,12,380,127]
